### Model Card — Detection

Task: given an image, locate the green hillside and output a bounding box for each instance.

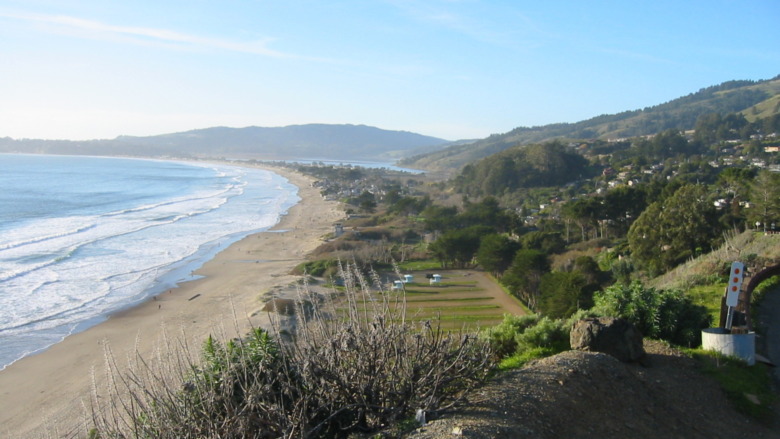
[454,142,594,197]
[402,76,780,173]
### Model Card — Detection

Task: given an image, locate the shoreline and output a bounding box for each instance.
[0,164,343,438]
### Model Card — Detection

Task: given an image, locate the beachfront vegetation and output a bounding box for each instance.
[87,263,493,438]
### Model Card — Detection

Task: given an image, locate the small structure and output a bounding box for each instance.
[334,223,344,237]
[429,274,442,285]
[700,260,779,365]
[702,328,755,365]
[392,280,403,290]
[403,274,414,283]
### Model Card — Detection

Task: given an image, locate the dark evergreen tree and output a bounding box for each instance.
[476,234,521,276]
[628,184,720,274]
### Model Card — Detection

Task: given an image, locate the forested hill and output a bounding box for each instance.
[0,124,449,162]
[454,142,594,198]
[401,76,780,173]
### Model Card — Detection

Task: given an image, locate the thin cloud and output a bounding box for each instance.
[384,0,544,51]
[0,11,291,58]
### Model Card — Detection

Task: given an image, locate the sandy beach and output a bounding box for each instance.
[0,165,343,438]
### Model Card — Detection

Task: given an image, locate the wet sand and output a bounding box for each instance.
[0,164,343,438]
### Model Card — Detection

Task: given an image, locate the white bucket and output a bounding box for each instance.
[701,328,755,366]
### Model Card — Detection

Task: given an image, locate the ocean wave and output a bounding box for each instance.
[0,223,98,252]
[100,184,238,218]
[0,159,300,369]
[0,245,77,283]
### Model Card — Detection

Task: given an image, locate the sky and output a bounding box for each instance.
[0,1,778,141]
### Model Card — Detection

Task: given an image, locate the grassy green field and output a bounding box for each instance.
[336,270,523,330]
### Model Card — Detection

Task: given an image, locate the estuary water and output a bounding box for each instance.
[0,154,299,370]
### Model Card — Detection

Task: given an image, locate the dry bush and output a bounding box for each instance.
[86,262,493,438]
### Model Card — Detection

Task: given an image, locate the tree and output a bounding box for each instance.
[421,205,459,232]
[355,191,377,213]
[476,234,521,276]
[501,249,550,310]
[459,196,513,232]
[388,195,430,217]
[627,184,720,274]
[561,198,602,241]
[573,255,609,289]
[519,231,566,254]
[429,226,493,268]
[384,189,402,206]
[602,185,647,234]
[538,271,588,319]
[715,167,756,229]
[748,170,780,232]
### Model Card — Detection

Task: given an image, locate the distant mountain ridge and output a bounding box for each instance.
[401,75,780,172]
[0,124,449,162]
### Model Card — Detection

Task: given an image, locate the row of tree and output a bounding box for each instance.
[414,110,780,315]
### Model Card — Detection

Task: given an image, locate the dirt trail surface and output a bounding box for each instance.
[404,340,779,439]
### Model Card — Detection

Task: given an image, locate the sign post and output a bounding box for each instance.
[724,261,744,331]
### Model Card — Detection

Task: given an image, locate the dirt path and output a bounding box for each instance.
[461,270,527,316]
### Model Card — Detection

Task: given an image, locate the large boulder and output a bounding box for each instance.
[570,317,645,362]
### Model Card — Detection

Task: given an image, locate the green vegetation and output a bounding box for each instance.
[240,83,780,433]
[455,141,592,197]
[294,258,339,277]
[402,76,780,172]
[56,78,780,437]
[685,282,727,324]
[481,313,580,370]
[593,281,712,347]
[397,259,441,271]
[687,349,777,422]
[330,270,518,331]
[627,184,720,274]
[88,264,493,438]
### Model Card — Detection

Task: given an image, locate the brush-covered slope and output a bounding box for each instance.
[454,141,594,197]
[402,76,780,173]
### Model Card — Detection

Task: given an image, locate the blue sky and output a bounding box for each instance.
[1,1,778,141]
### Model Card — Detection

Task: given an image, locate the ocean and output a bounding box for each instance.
[0,154,299,370]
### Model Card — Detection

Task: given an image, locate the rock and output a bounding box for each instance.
[570,317,645,362]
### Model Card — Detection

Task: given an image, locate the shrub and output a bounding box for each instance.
[481,314,572,369]
[88,263,493,438]
[592,281,712,347]
[514,316,570,353]
[480,314,541,358]
[294,258,339,277]
[498,346,557,370]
